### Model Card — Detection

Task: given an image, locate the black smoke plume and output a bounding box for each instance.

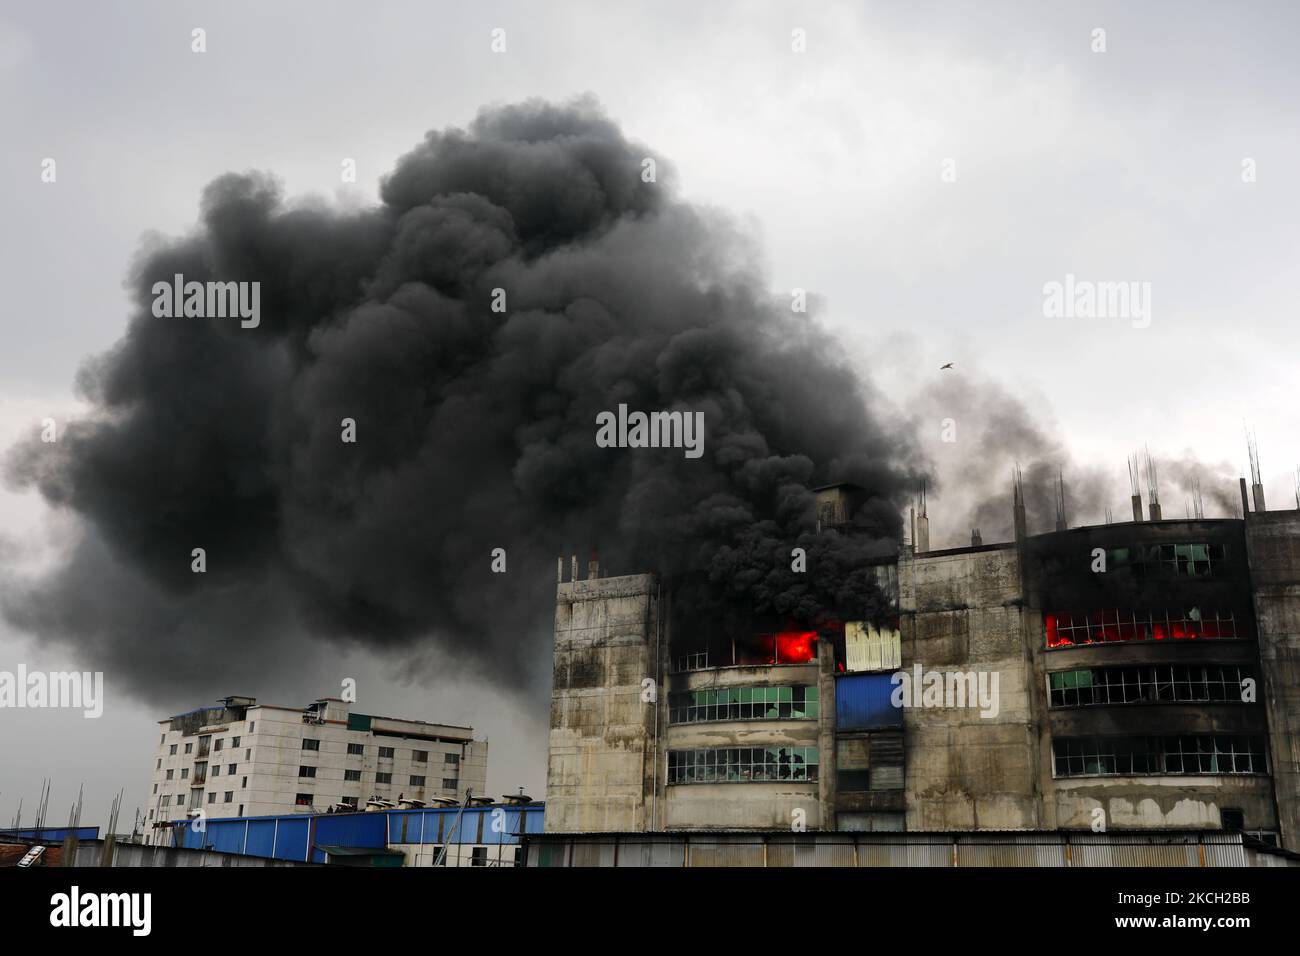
[3,97,919,700]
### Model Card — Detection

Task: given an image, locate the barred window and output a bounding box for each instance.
[667,746,819,784]
[1053,735,1266,777]
[669,685,819,724]
[1046,608,1242,648]
[1049,664,1253,707]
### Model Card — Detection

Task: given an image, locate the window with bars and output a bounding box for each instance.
[1048,664,1253,707]
[669,685,819,723]
[1052,735,1267,777]
[1045,608,1242,648]
[667,746,819,784]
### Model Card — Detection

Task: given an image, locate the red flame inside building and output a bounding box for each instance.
[1045,609,1238,648]
[775,630,818,663]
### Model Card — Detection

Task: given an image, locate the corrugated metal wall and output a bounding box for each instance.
[176,805,543,862]
[835,673,902,729]
[524,831,1286,867]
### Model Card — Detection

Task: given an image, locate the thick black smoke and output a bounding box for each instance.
[3,97,918,700]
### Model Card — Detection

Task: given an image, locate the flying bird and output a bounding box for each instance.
[940,362,954,370]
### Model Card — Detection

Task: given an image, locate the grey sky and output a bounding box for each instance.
[2,0,1298,828]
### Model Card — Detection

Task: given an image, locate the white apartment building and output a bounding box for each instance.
[145,695,488,843]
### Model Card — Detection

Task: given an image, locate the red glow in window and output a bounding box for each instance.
[775,631,817,663]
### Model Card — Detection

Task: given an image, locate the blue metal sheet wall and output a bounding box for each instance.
[176,806,544,860]
[835,673,902,729]
[1,826,99,841]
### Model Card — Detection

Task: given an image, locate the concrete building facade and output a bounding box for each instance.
[145,695,487,842]
[545,484,1300,850]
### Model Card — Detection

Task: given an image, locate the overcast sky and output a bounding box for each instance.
[2,0,1298,829]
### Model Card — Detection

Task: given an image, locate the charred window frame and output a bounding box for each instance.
[667,746,820,784]
[1107,542,1225,578]
[675,651,710,672]
[673,633,818,672]
[1045,608,1243,648]
[1052,735,1267,777]
[1048,664,1254,707]
[668,685,819,724]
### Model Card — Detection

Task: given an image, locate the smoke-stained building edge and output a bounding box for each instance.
[543,483,1300,849]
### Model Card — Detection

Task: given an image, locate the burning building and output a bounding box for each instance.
[544,477,1300,850]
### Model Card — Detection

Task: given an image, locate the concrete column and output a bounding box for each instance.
[817,639,837,831]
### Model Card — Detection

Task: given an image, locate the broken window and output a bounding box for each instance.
[1045,608,1242,648]
[666,746,819,784]
[1108,542,1224,577]
[1052,735,1266,777]
[1048,664,1252,707]
[734,632,777,666]
[669,685,819,723]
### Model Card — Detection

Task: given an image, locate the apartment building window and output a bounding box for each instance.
[162,795,171,807]
[376,772,392,784]
[250,721,255,732]
[156,759,161,769]
[344,770,362,781]
[214,739,223,751]
[152,784,157,794]
[445,753,460,766]
[242,777,247,787]
[302,738,320,751]
[208,793,216,804]
[165,769,174,781]
[212,765,220,777]
[232,736,240,747]
[226,763,235,775]
[670,685,819,724]
[299,766,317,778]
[1052,735,1268,777]
[180,768,188,780]
[169,744,177,755]
[160,734,165,745]
[1046,608,1242,648]
[347,743,364,756]
[413,750,428,763]
[410,775,426,786]
[340,796,359,808]
[224,792,234,803]
[441,778,459,789]
[667,746,820,784]
[471,846,488,867]
[184,742,193,755]
[1049,664,1254,707]
[378,746,394,759]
